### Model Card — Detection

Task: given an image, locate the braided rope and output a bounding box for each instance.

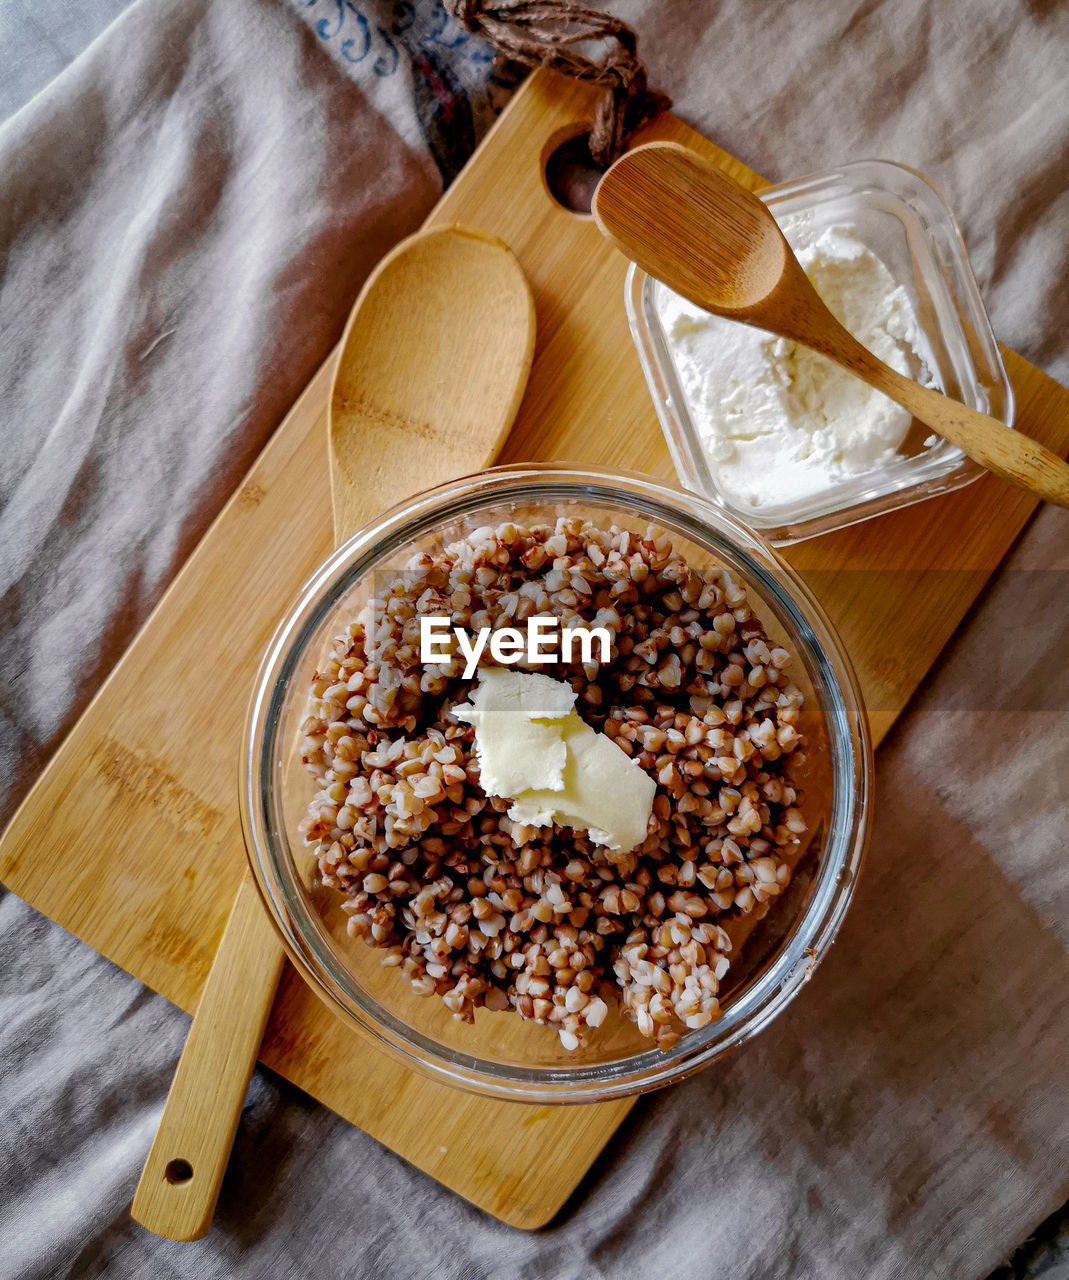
[444,0,670,165]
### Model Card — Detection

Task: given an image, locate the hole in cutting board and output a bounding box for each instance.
[165,1158,194,1185]
[543,132,607,215]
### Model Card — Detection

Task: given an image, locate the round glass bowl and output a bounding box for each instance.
[242,465,872,1103]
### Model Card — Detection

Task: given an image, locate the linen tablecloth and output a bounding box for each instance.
[1,1,1066,1276]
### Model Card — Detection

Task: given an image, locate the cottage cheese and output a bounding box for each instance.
[654,217,937,511]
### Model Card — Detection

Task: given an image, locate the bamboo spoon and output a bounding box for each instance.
[132,225,535,1241]
[592,142,1069,509]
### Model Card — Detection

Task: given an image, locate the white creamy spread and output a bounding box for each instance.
[454,668,656,853]
[654,216,937,510]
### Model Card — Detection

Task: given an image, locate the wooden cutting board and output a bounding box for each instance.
[2,70,1067,1230]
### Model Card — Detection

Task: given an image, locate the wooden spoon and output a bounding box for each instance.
[592,142,1069,509]
[132,225,535,1241]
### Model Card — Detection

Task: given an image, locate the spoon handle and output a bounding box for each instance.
[796,314,1069,509]
[131,874,285,1240]
[872,369,1069,508]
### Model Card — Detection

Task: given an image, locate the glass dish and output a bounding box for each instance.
[241,465,872,1103]
[626,159,1014,544]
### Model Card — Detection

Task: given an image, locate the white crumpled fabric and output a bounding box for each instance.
[0,0,1066,1276]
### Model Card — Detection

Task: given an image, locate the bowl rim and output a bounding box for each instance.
[241,463,873,1103]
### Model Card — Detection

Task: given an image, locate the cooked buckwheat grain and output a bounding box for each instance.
[299,518,807,1050]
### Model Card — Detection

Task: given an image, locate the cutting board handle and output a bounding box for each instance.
[131,874,285,1241]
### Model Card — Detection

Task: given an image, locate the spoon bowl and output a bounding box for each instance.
[593,141,787,315]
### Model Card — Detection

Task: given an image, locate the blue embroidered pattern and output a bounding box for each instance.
[302,0,487,78]
[295,0,525,182]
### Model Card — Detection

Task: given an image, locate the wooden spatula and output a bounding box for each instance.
[132,225,535,1241]
[592,142,1069,509]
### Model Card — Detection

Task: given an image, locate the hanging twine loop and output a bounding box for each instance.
[445,1,671,167]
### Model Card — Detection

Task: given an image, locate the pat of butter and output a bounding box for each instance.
[458,667,577,721]
[507,711,656,853]
[454,669,572,795]
[454,669,656,853]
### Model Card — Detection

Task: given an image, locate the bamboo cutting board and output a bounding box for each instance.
[2,70,1068,1229]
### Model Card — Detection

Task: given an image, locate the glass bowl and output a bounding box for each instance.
[241,465,872,1103]
[626,159,1014,544]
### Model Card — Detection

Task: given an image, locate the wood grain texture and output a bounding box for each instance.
[131,876,286,1240]
[2,70,1067,1230]
[329,225,536,535]
[593,141,1069,508]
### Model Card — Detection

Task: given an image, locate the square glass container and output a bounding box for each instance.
[625,159,1014,544]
